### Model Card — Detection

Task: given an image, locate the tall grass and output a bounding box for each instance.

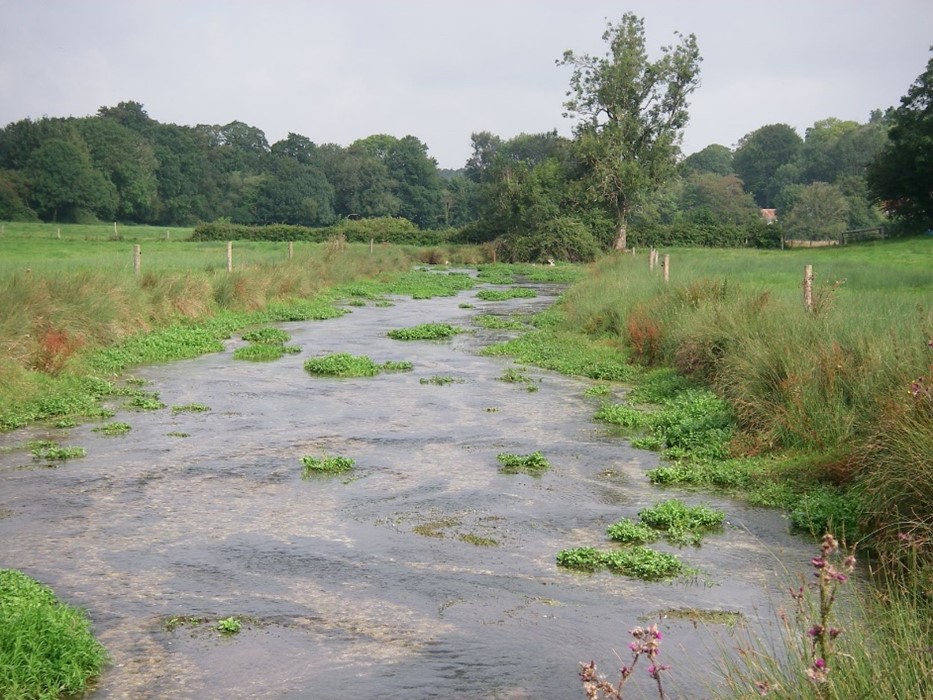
[0,231,415,429]
[556,238,933,557]
[0,569,108,700]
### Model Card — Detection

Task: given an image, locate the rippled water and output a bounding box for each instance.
[0,279,813,699]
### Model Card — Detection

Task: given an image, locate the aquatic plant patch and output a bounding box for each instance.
[476,288,538,301]
[381,360,414,372]
[92,421,132,436]
[637,499,725,547]
[216,617,242,634]
[29,440,86,461]
[301,454,355,476]
[483,328,637,382]
[555,546,683,581]
[125,391,166,410]
[496,451,550,476]
[605,519,659,545]
[241,327,290,345]
[474,314,528,330]
[387,323,464,340]
[420,375,465,385]
[304,353,381,377]
[233,344,288,361]
[171,403,210,414]
[583,384,613,397]
[0,568,108,700]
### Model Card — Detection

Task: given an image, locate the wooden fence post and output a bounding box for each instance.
[370,238,374,254]
[113,221,118,237]
[227,241,233,272]
[166,230,171,241]
[288,241,294,259]
[663,254,670,283]
[803,265,813,312]
[133,245,141,276]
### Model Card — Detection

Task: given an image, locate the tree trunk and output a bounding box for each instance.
[613,216,627,251]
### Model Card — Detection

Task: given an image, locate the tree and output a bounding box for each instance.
[783,182,849,240]
[76,118,159,221]
[681,173,760,225]
[681,144,733,176]
[558,13,701,250]
[26,138,116,221]
[733,124,802,208]
[867,49,933,227]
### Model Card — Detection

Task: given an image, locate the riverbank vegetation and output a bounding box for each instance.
[0,569,107,700]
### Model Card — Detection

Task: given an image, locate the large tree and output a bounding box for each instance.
[558,13,701,250]
[867,49,933,227]
[733,123,802,208]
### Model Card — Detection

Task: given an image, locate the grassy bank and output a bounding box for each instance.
[0,569,108,700]
[541,238,933,558]
[0,230,429,429]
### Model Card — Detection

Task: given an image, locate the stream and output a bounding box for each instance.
[0,275,814,699]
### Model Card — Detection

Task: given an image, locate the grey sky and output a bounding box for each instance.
[1,0,931,169]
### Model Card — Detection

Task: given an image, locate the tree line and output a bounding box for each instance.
[1,15,929,260]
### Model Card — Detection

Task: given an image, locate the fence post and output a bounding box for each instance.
[370,238,374,254]
[114,221,118,237]
[288,241,294,260]
[227,241,233,272]
[166,230,171,241]
[803,265,813,312]
[133,245,141,276]
[663,254,670,283]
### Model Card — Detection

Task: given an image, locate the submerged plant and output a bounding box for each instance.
[381,360,414,372]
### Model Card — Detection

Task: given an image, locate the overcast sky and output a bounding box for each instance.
[1,0,931,169]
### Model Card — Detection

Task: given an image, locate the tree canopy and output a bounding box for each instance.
[558,13,701,250]
[867,49,933,227]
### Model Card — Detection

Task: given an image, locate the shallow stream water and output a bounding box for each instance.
[0,276,814,699]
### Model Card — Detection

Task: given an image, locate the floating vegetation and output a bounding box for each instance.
[165,432,190,438]
[476,288,538,301]
[474,314,527,330]
[125,391,166,411]
[171,403,210,414]
[29,440,86,461]
[387,323,464,341]
[497,451,550,476]
[583,384,613,397]
[419,375,465,385]
[216,617,242,634]
[556,545,683,581]
[92,422,132,436]
[381,360,414,372]
[304,353,381,377]
[241,327,290,345]
[301,454,355,476]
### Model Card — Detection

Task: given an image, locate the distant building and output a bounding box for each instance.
[760,209,778,224]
